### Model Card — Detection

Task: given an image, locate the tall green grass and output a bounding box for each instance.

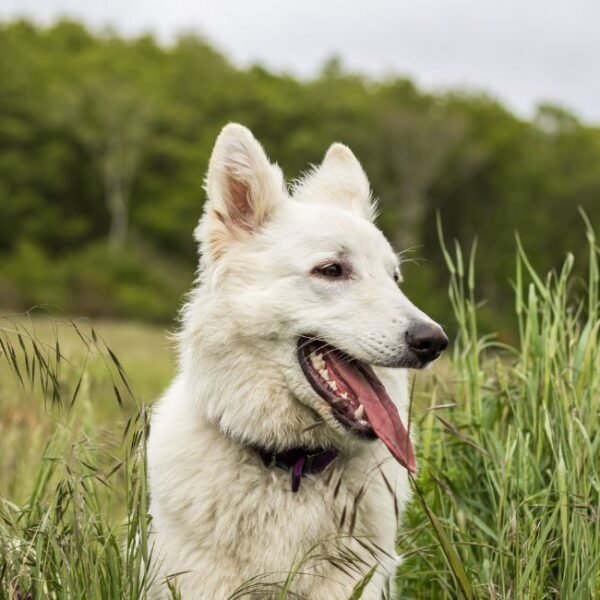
[1,220,599,598]
[397,215,600,598]
[0,319,156,599]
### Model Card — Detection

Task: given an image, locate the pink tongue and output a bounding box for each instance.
[327,355,416,473]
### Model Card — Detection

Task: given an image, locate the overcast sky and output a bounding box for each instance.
[2,0,599,122]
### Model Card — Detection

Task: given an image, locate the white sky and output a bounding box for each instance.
[2,0,599,122]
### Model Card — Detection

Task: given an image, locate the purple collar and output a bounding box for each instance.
[256,446,338,492]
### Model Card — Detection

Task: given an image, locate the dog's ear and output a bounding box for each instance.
[294,143,376,221]
[196,123,286,261]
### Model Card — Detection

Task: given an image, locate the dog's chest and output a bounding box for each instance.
[151,452,400,598]
[208,472,393,595]
[148,392,407,598]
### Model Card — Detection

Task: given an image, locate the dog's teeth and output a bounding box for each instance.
[354,405,364,420]
[340,392,348,399]
[328,381,338,391]
[310,351,327,374]
[358,419,369,427]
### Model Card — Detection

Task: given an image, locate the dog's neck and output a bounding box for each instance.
[253,445,338,492]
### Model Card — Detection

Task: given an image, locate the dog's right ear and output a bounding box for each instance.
[195,123,286,262]
[293,143,376,221]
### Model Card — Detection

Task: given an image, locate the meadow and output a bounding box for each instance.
[0,223,599,599]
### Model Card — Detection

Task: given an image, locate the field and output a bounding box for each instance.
[1,227,599,599]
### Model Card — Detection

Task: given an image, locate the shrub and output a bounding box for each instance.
[0,241,191,322]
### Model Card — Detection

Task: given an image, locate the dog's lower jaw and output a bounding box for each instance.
[147,378,412,600]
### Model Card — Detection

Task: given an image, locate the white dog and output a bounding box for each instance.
[147,124,448,599]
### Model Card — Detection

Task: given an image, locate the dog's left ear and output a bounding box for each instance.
[196,123,286,261]
[294,143,376,221]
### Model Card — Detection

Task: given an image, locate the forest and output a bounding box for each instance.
[1,19,599,335]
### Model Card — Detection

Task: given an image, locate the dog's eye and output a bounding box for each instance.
[313,263,344,278]
[394,269,401,284]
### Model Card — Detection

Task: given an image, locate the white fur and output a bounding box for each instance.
[148,124,441,599]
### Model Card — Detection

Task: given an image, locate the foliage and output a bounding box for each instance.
[0,317,156,599]
[398,218,600,597]
[0,241,191,322]
[1,19,599,331]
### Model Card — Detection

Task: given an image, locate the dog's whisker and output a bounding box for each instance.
[301,416,335,433]
[296,335,324,353]
[395,244,423,258]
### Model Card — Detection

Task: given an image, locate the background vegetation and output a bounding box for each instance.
[1,19,599,333]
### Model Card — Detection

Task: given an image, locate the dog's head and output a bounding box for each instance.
[181,124,447,469]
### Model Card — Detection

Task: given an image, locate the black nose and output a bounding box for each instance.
[406,322,448,363]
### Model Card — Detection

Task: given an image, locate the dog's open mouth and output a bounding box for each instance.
[298,336,416,473]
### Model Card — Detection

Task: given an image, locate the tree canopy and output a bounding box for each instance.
[1,20,599,334]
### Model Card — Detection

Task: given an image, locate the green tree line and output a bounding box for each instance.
[1,19,599,333]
